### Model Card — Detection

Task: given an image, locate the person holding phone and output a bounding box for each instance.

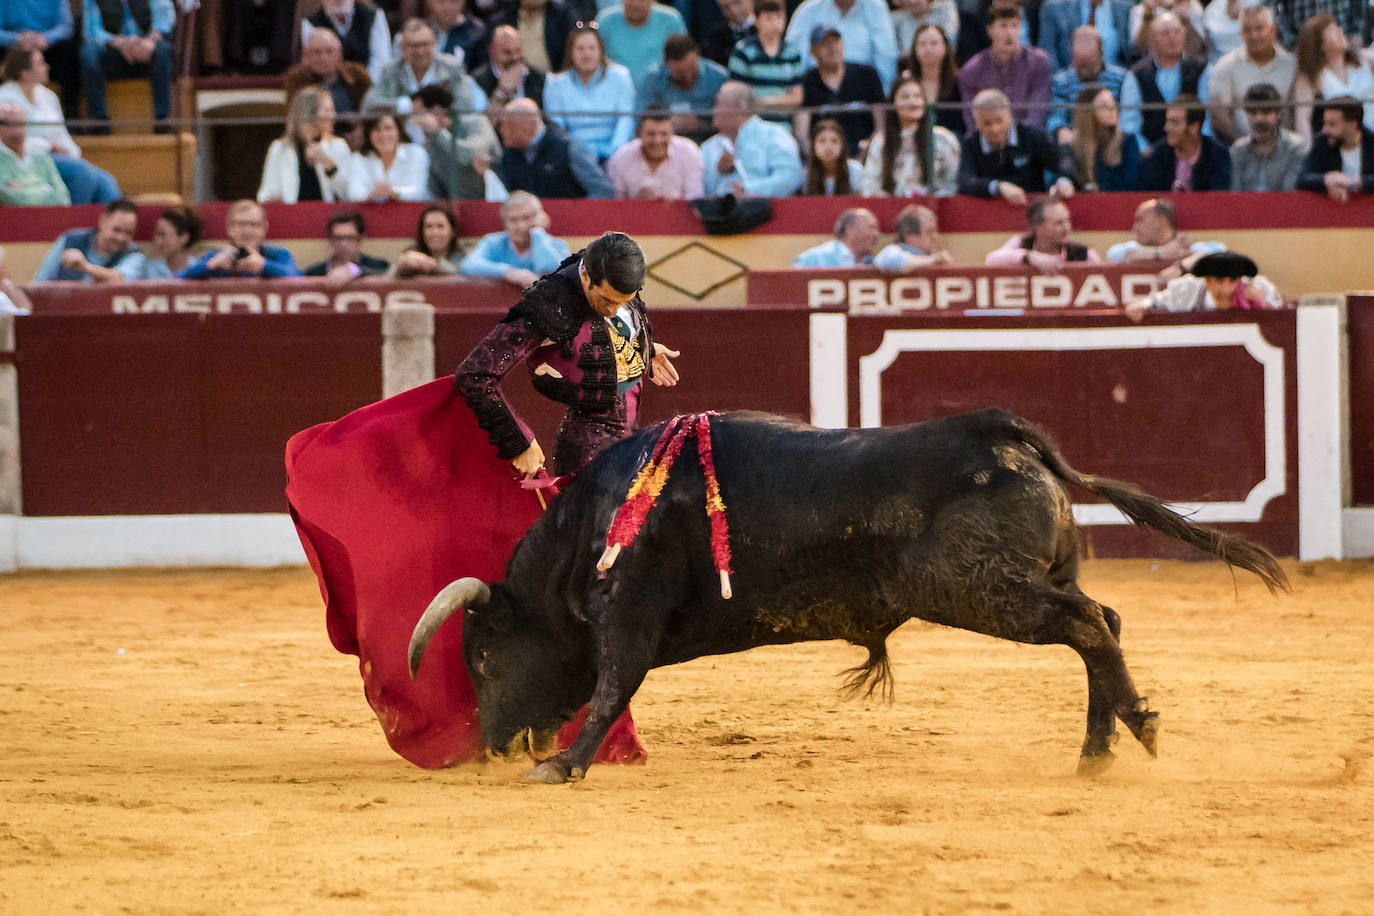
[180,200,302,279]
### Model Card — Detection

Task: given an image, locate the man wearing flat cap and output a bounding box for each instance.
[1125,250,1283,321]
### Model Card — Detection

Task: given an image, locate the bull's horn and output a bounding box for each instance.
[407,577,491,679]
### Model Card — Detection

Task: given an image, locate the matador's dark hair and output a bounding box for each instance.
[583,231,645,295]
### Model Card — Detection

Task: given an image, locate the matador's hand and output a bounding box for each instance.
[512,440,545,476]
[650,343,680,387]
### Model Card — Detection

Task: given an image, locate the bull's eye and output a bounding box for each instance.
[476,649,490,675]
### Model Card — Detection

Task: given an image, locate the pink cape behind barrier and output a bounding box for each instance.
[284,377,645,769]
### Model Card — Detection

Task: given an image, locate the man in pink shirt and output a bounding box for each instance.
[605,108,705,200]
[985,197,1100,274]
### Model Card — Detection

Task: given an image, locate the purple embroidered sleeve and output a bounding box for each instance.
[454,317,544,460]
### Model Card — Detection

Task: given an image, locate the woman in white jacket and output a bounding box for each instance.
[347,109,432,202]
[257,86,352,203]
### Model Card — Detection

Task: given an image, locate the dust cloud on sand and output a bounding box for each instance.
[1,560,1371,912]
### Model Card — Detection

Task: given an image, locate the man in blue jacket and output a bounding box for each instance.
[181,200,302,279]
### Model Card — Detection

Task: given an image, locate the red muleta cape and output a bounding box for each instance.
[284,377,645,769]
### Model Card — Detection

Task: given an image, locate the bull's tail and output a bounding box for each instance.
[1008,416,1290,594]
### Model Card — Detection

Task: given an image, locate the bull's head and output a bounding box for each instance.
[408,577,593,759]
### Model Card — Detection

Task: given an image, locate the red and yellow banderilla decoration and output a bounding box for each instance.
[596,413,734,599]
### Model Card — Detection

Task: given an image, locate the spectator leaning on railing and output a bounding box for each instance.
[181,200,301,280]
[874,203,955,274]
[957,88,1075,203]
[792,207,880,267]
[461,191,572,287]
[1105,196,1224,269]
[1298,94,1374,201]
[305,211,390,286]
[985,197,1101,273]
[32,198,142,283]
[390,204,466,278]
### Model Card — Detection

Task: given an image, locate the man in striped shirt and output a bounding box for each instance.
[727,0,804,122]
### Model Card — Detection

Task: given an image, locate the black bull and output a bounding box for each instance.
[409,409,1287,783]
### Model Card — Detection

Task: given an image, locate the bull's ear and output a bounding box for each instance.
[466,587,514,634]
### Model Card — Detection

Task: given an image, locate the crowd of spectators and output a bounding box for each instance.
[2,0,1374,207]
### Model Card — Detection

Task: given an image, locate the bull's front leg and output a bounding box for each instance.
[525,583,656,784]
[525,658,649,784]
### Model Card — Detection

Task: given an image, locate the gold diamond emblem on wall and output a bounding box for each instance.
[647,241,749,301]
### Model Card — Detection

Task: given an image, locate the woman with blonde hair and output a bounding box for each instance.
[542,24,636,162]
[257,85,352,203]
[1068,86,1140,191]
[861,75,959,196]
[1292,12,1374,142]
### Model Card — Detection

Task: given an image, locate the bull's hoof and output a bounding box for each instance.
[1136,712,1160,758]
[524,760,572,784]
[1076,749,1117,777]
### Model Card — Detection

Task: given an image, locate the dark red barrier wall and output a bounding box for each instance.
[16,314,381,515]
[1350,296,1374,506]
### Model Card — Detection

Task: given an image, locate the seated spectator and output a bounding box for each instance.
[957,89,1075,202]
[363,19,485,117]
[1047,26,1127,144]
[1120,11,1211,151]
[802,117,861,194]
[1230,82,1307,192]
[0,245,33,314]
[701,0,757,68]
[542,24,636,163]
[957,5,1053,133]
[701,80,803,196]
[597,0,688,93]
[0,48,80,157]
[427,0,487,69]
[986,197,1099,272]
[259,87,353,203]
[792,207,881,267]
[284,28,373,151]
[1106,197,1224,267]
[800,27,886,157]
[861,74,960,196]
[305,211,390,286]
[181,200,301,280]
[301,0,393,82]
[496,97,613,198]
[785,0,899,90]
[1129,0,1207,62]
[1066,85,1140,191]
[0,100,69,205]
[1139,94,1231,191]
[1040,0,1131,73]
[606,108,704,199]
[140,205,201,280]
[892,0,960,57]
[1276,0,1363,60]
[638,35,730,145]
[1208,6,1295,147]
[727,0,804,122]
[33,199,142,283]
[390,204,465,277]
[902,24,964,136]
[1298,95,1374,201]
[1125,249,1282,322]
[461,191,572,286]
[1201,0,1242,65]
[487,0,575,75]
[874,203,955,273]
[80,0,174,134]
[1292,14,1374,145]
[349,109,432,201]
[473,25,546,117]
[0,0,80,122]
[410,83,504,200]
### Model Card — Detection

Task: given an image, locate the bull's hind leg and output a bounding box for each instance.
[1049,592,1157,774]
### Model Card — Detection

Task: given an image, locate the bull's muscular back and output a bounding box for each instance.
[502,409,1074,665]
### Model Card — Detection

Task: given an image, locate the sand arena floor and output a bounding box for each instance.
[1,559,1372,913]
